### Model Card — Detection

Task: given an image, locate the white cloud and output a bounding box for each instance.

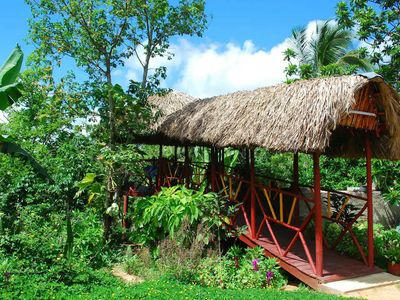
[123,38,290,98]
[172,39,290,98]
[122,20,341,98]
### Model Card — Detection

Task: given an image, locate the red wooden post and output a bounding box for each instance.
[313,152,323,277]
[366,137,374,269]
[122,194,128,229]
[293,152,300,225]
[250,148,256,239]
[184,145,189,188]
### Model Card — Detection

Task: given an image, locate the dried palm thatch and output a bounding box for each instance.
[158,75,400,160]
[148,90,197,128]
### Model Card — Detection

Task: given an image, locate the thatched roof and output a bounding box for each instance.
[157,75,400,160]
[148,90,196,127]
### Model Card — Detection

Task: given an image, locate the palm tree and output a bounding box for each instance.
[286,20,372,78]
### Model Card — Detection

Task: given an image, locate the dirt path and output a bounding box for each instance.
[345,283,400,300]
[112,265,144,284]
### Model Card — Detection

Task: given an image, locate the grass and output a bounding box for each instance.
[1,270,357,300]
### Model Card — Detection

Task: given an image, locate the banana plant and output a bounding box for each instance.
[0,45,48,178]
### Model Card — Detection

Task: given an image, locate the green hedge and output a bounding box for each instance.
[1,272,355,300]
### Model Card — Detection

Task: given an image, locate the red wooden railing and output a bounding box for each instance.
[148,158,370,276]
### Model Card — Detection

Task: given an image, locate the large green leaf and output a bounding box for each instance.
[0,82,23,110]
[0,136,50,179]
[0,45,23,86]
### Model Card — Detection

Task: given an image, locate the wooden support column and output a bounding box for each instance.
[184,146,189,188]
[122,194,128,229]
[292,152,300,224]
[313,152,323,277]
[250,148,256,239]
[366,137,374,269]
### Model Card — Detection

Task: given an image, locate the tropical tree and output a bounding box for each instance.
[336,0,400,91]
[283,20,372,80]
[25,0,207,239]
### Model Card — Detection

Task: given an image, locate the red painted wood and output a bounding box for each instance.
[122,195,128,229]
[313,152,323,277]
[239,227,381,286]
[250,148,256,239]
[366,137,374,269]
[254,191,283,255]
[329,203,368,257]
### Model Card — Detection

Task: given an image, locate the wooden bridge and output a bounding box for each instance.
[133,147,380,289]
[128,75,400,289]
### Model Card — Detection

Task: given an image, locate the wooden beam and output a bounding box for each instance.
[250,148,256,239]
[313,152,323,277]
[365,137,374,269]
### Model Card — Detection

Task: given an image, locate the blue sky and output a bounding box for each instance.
[0,0,341,97]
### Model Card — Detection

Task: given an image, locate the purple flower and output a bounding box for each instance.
[252,259,259,271]
[266,270,274,286]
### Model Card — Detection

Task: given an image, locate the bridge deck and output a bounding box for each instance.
[238,225,381,290]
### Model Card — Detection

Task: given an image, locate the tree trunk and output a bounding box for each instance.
[140,50,151,91]
[104,60,116,240]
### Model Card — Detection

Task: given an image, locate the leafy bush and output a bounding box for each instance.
[324,221,387,268]
[0,205,116,285]
[195,246,286,289]
[381,229,400,264]
[128,185,224,247]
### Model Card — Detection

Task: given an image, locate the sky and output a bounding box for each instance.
[0,0,342,98]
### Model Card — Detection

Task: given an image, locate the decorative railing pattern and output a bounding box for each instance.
[152,158,369,275]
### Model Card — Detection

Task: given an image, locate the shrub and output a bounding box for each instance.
[381,229,400,264]
[324,221,388,268]
[0,205,118,285]
[195,246,286,289]
[128,185,225,247]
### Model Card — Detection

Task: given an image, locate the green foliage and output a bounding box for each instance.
[336,0,400,90]
[381,228,400,264]
[254,149,375,191]
[0,45,23,110]
[0,206,110,273]
[326,193,358,223]
[195,246,286,289]
[129,185,223,245]
[373,159,400,205]
[0,272,353,300]
[283,20,372,81]
[324,221,387,268]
